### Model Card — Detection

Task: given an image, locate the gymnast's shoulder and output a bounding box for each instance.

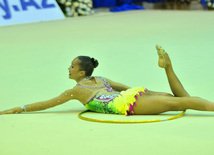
[102,77,131,91]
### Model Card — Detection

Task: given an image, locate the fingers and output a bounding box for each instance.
[0,111,6,115]
[0,110,15,115]
[5,110,14,114]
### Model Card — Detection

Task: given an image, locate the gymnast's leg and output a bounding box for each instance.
[133,95,214,115]
[133,45,214,115]
[156,45,190,97]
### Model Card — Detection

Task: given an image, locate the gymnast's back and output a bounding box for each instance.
[72,76,119,105]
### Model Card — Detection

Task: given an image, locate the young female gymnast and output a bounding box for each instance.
[1,45,214,116]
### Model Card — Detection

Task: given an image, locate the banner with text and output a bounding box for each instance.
[0,0,65,26]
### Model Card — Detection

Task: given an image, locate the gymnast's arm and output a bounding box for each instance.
[0,89,75,115]
[104,77,131,92]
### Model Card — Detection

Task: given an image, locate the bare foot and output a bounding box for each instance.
[156,45,171,68]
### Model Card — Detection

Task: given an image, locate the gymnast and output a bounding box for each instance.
[1,45,214,116]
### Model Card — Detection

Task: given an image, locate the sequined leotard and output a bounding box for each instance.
[77,76,147,116]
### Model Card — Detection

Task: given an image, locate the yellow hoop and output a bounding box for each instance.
[78,110,186,123]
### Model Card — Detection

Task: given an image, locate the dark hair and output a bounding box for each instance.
[77,56,99,76]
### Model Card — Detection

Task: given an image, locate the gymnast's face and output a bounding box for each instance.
[68,58,85,80]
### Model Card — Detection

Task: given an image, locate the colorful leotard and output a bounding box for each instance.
[77,76,147,116]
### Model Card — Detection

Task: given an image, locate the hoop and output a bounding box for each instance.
[78,110,186,123]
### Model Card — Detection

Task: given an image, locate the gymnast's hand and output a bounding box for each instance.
[0,107,23,115]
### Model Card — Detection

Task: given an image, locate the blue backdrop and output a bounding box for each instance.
[92,0,166,8]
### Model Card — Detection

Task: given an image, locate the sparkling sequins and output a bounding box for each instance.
[96,93,120,100]
[76,76,114,91]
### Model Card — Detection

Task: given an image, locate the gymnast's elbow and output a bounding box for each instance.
[48,89,76,107]
[25,89,76,112]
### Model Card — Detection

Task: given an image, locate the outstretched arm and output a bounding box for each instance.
[0,89,75,115]
[104,77,131,92]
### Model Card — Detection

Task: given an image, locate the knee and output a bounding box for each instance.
[167,97,188,111]
[165,93,174,97]
[160,92,174,97]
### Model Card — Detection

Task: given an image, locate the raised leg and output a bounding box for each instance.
[156,45,190,97]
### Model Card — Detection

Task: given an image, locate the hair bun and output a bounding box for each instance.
[91,58,99,68]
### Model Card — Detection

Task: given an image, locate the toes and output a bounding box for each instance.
[156,45,165,52]
[156,45,161,50]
